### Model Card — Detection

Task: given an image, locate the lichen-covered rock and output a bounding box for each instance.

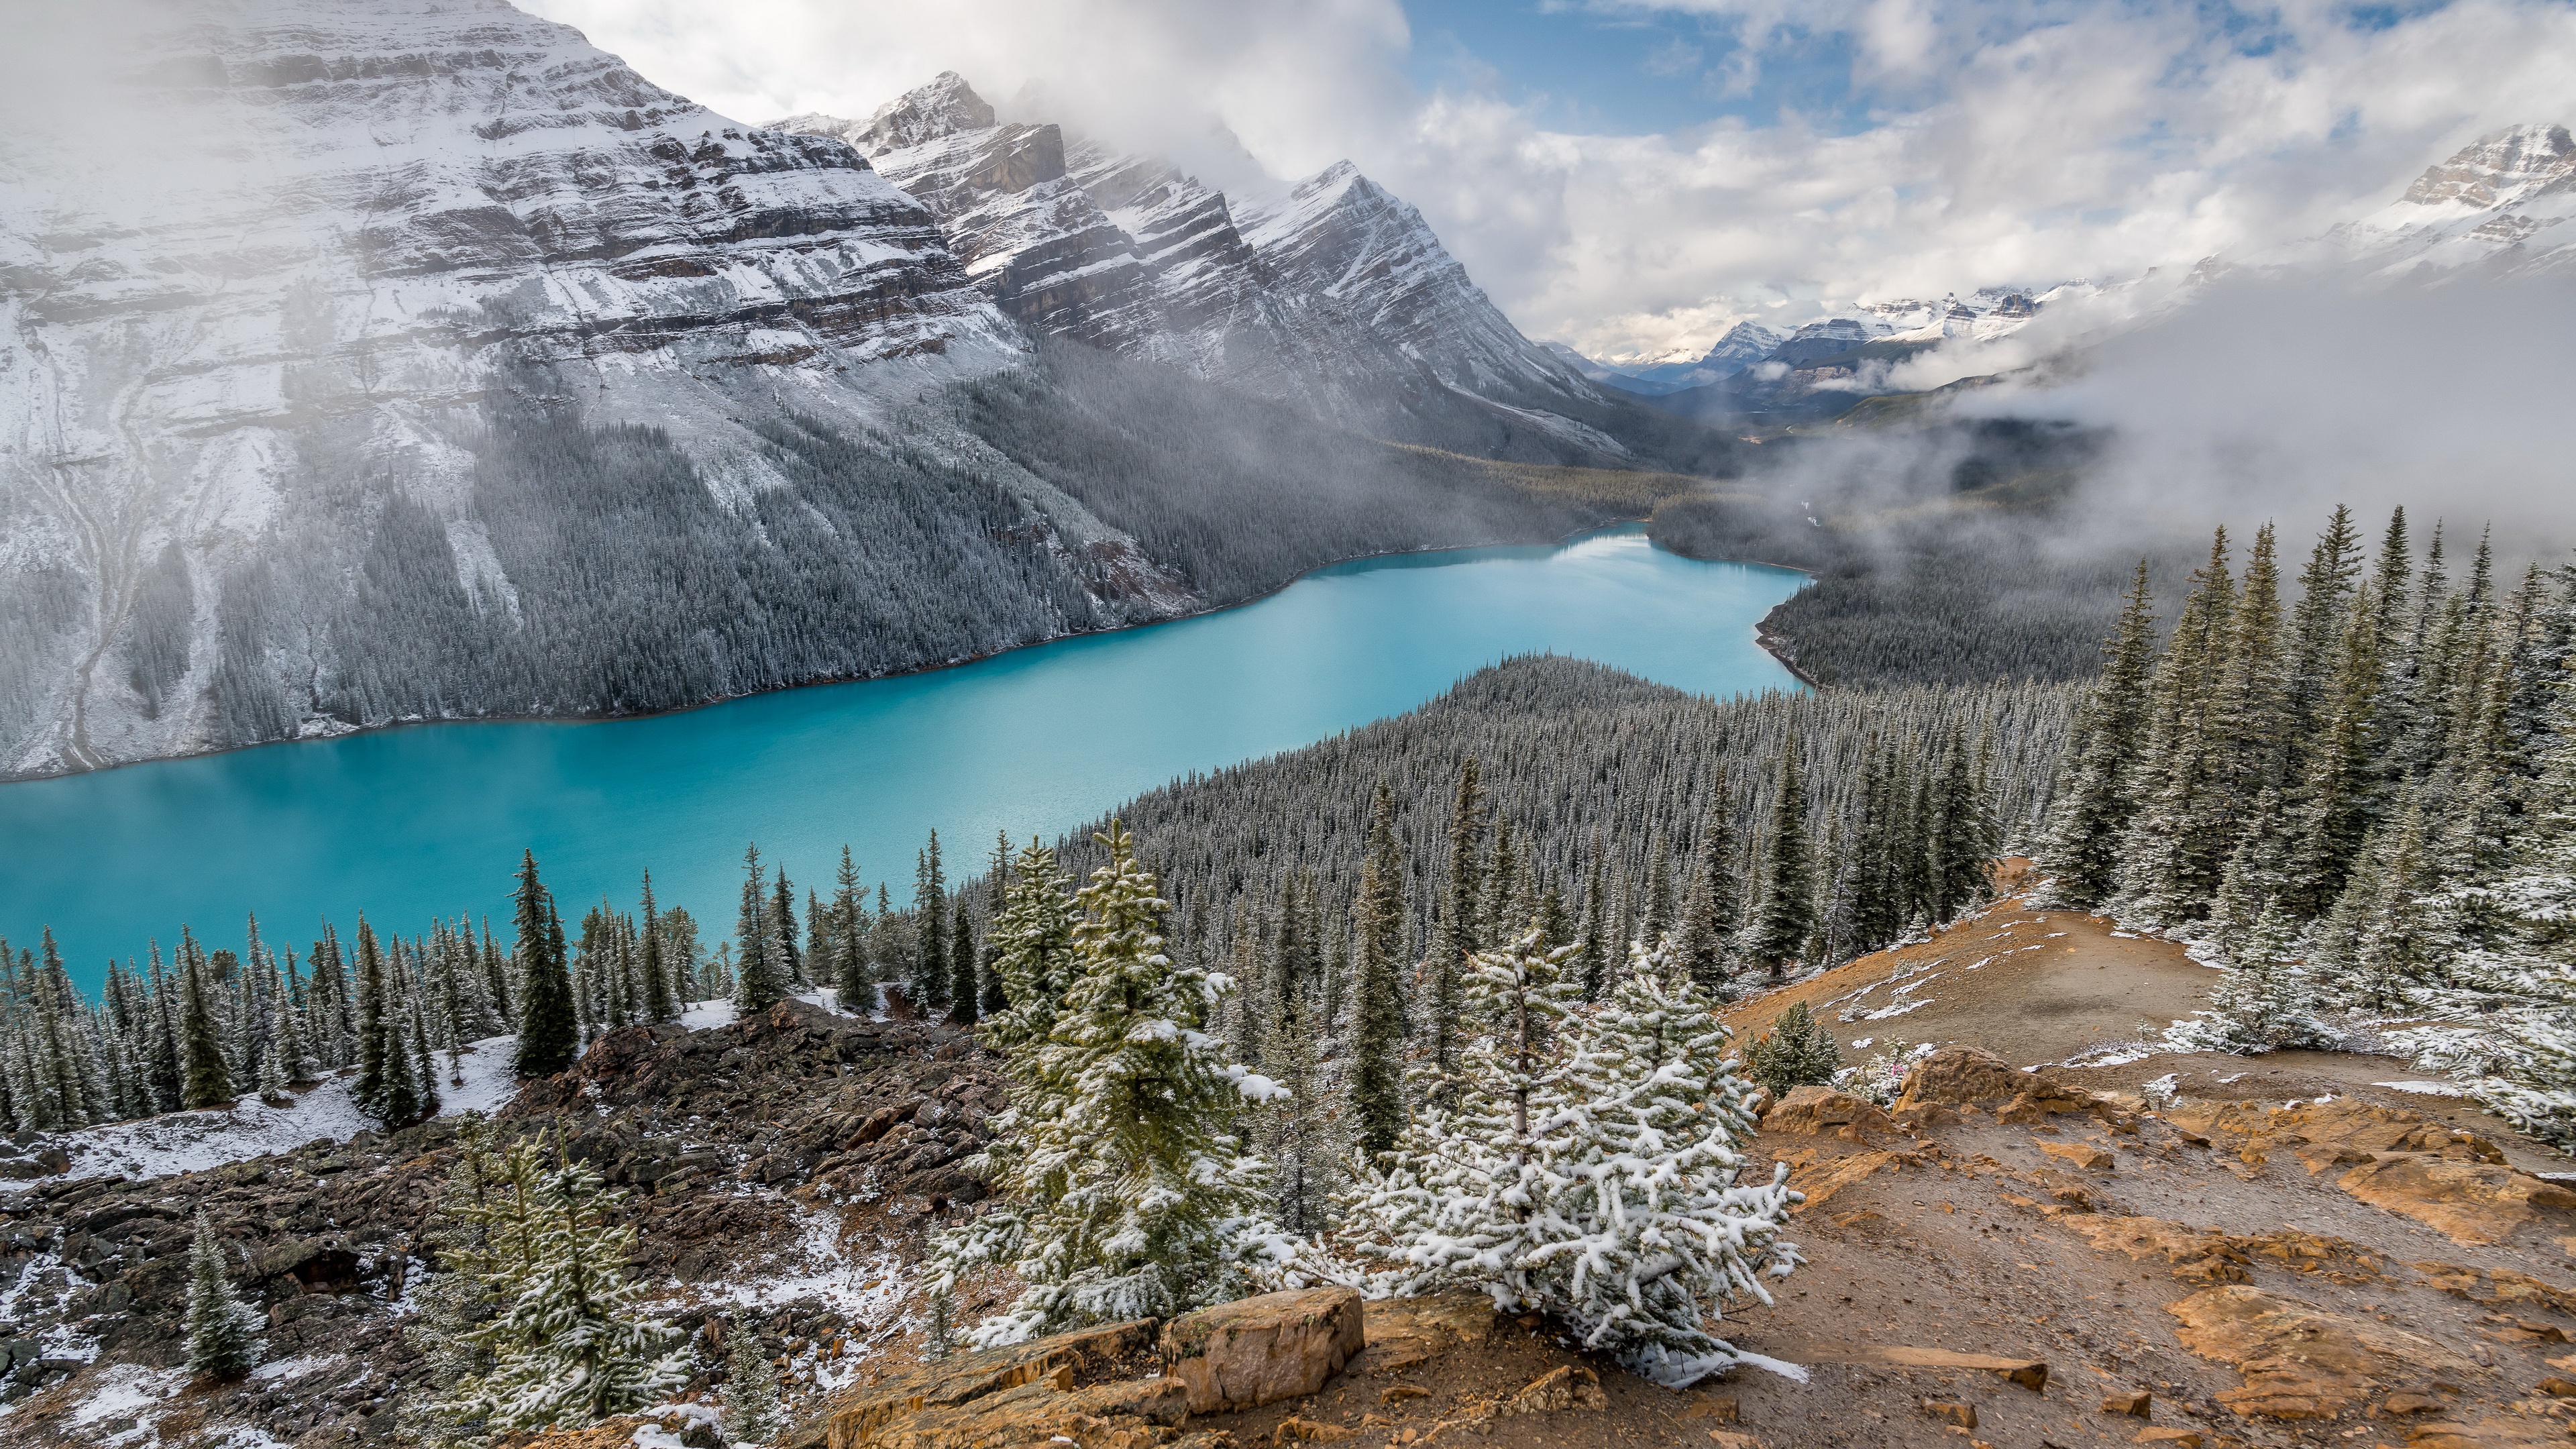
[1160,1289,1365,1414]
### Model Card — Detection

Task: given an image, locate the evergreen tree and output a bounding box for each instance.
[1349,786,1410,1160]
[1745,742,1815,979]
[724,1324,782,1444]
[981,840,1080,1051]
[947,899,980,1026]
[1342,926,1798,1387]
[2041,560,2159,906]
[733,844,786,1014]
[435,1136,686,1432]
[1428,759,1487,1083]
[176,929,231,1110]
[638,873,676,1025]
[184,1210,263,1381]
[830,847,872,1015]
[1743,1000,1841,1101]
[1673,799,1739,996]
[930,822,1284,1346]
[914,833,949,1012]
[513,853,579,1078]
[770,867,804,988]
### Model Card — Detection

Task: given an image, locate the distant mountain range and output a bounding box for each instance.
[1554,121,2576,429]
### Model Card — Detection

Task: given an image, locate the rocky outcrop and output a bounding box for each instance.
[817,1320,1164,1449]
[2166,1285,2476,1420]
[2336,1154,2576,1246]
[1892,1046,2108,1122]
[1160,1288,1366,1413]
[1762,1086,1897,1140]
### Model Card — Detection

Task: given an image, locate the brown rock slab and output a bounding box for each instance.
[1783,1148,1902,1212]
[822,1320,1158,1449]
[2100,1389,2152,1417]
[2340,1155,2576,1244]
[2132,1430,2203,1447]
[2404,1419,2572,1448]
[845,1374,1187,1449]
[1358,1291,1495,1373]
[1918,1399,1977,1428]
[2165,1285,2474,1421]
[1500,1365,1605,1415]
[2039,1140,2116,1171]
[1161,1288,1365,1415]
[1684,1395,1740,1423]
[1707,1432,1763,1449]
[1380,1385,1429,1405]
[1270,1418,1352,1444]
[1763,1086,1898,1139]
[2061,1214,2390,1286]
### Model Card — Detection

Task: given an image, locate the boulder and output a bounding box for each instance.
[1763,1087,1897,1140]
[2100,1389,2153,1417]
[2165,1286,2474,1420]
[1918,1399,1976,1428]
[1160,1288,1365,1414]
[1893,1048,2096,1119]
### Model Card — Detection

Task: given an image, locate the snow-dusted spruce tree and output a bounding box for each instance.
[435,1135,687,1432]
[1742,999,1840,1101]
[2171,906,2333,1054]
[185,1210,264,1381]
[2387,664,2576,1146]
[930,822,1289,1346]
[1341,930,1798,1387]
[1535,939,1799,1383]
[723,1322,783,1444]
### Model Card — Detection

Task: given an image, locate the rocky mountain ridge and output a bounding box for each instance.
[770,75,1633,458]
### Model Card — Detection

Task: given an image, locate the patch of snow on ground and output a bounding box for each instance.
[66,1363,183,1438]
[1736,1350,1813,1383]
[51,1035,521,1180]
[2375,1080,2469,1097]
[2212,1071,2250,1084]
[654,1207,914,1399]
[253,1352,348,1383]
[682,989,849,1034]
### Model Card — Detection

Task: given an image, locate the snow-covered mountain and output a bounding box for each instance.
[2247,122,2576,281]
[771,75,1613,444]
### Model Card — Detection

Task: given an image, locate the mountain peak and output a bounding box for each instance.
[860,70,998,153]
[2400,121,2576,208]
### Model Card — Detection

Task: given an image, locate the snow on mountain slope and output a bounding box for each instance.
[0,1,1210,782]
[773,75,1607,440]
[2263,122,2576,281]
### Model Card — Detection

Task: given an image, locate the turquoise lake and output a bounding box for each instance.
[3,527,1804,994]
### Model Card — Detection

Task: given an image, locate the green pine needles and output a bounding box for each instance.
[1340,930,1799,1387]
[930,821,1289,1346]
[1743,1000,1842,1102]
[423,1132,686,1434]
[184,1210,264,1381]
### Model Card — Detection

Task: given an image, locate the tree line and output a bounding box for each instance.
[2036,505,2576,1142]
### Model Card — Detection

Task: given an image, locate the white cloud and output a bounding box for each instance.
[521,0,2576,360]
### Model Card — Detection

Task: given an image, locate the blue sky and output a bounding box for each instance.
[1402,0,1866,137]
